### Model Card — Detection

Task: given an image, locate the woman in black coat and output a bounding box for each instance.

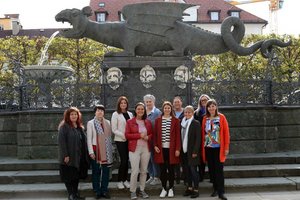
[194,94,210,182]
[181,105,201,198]
[58,107,89,200]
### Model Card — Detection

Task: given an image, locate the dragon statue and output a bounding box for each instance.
[55,2,290,58]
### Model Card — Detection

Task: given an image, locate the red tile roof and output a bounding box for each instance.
[3,14,20,19]
[0,29,61,38]
[89,0,267,24]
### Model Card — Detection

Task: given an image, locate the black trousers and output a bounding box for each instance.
[198,158,209,182]
[205,147,225,195]
[174,164,181,181]
[159,148,175,190]
[65,179,79,196]
[182,153,199,189]
[116,141,129,182]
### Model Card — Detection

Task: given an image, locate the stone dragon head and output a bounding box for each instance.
[55,6,92,39]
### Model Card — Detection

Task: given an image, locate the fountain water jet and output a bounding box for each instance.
[38,31,60,66]
[23,31,74,108]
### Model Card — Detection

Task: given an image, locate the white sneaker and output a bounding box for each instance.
[117,181,125,189]
[160,188,168,198]
[131,192,137,200]
[123,180,130,188]
[150,177,161,185]
[140,190,149,199]
[168,188,174,198]
[146,177,154,184]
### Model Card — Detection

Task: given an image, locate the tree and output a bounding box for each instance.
[193,34,299,82]
[192,34,300,104]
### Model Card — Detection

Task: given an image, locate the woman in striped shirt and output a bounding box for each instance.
[153,101,181,198]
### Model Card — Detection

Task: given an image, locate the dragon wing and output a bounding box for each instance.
[122,2,195,36]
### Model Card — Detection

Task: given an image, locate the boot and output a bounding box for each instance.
[75,193,85,200]
[211,190,218,197]
[219,193,228,200]
[190,190,199,198]
[183,188,193,196]
[68,194,76,200]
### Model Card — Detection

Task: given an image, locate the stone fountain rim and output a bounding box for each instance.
[24,65,74,72]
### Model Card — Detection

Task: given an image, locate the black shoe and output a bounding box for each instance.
[219,194,227,200]
[190,190,199,198]
[211,190,218,197]
[101,192,111,199]
[68,194,76,200]
[75,193,85,200]
[176,178,180,184]
[183,189,193,196]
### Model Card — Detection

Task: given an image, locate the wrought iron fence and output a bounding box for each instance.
[0,79,299,112]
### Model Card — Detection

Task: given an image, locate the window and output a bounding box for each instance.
[0,25,3,31]
[96,12,106,22]
[99,2,105,7]
[230,11,240,18]
[210,11,219,21]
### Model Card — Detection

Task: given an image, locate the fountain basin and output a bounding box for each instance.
[24,65,74,82]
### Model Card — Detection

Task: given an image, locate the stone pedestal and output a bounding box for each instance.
[1,106,300,159]
[101,56,194,109]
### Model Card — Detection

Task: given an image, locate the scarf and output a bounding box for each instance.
[94,117,113,165]
[181,116,193,153]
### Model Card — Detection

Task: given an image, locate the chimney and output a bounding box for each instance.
[12,20,21,35]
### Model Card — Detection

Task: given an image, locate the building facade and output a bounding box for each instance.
[89,0,267,34]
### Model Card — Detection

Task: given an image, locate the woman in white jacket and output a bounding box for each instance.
[111,96,133,189]
[86,105,113,199]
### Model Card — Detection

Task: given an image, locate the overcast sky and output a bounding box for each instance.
[0,0,299,35]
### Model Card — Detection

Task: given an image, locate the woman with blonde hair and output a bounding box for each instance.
[194,94,210,182]
[181,105,201,198]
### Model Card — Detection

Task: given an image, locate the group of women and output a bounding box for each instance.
[58,94,230,200]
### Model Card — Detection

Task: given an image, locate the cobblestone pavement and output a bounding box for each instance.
[4,191,300,200]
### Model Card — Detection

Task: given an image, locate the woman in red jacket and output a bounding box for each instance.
[202,99,230,200]
[153,101,181,198]
[125,102,153,200]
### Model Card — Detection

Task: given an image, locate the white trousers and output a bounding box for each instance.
[129,145,151,193]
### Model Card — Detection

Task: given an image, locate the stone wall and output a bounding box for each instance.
[0,105,299,159]
[222,106,300,154]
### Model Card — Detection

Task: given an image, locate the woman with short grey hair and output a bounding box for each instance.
[144,94,162,186]
[181,105,201,198]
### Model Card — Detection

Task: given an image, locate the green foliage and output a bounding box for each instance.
[49,37,105,83]
[193,34,300,82]
[0,36,122,107]
[0,36,42,87]
[273,35,300,82]
[0,34,299,87]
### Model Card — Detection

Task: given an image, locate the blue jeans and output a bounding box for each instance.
[91,158,110,195]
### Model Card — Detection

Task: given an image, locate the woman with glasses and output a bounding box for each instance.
[194,94,210,182]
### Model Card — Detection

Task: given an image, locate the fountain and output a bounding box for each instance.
[23,31,74,108]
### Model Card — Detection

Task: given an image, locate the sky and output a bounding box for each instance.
[236,0,299,35]
[0,0,299,35]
